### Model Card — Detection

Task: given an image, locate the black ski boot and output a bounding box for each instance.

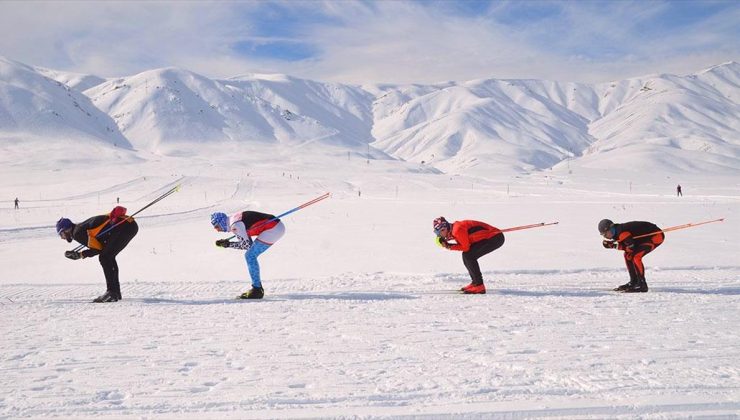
[92,291,119,303]
[623,279,648,293]
[239,287,264,299]
[613,282,634,292]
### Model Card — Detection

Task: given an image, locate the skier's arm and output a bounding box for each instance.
[80,249,100,258]
[70,216,107,258]
[229,238,252,250]
[448,233,470,252]
[227,221,253,250]
[616,232,634,251]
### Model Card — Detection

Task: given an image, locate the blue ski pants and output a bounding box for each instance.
[244,240,271,288]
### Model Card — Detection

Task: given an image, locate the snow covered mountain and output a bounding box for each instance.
[34,65,106,92]
[1,55,738,175]
[0,57,132,163]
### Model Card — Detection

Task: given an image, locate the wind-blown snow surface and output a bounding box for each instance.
[1,148,738,418]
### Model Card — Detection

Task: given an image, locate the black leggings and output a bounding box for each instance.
[99,221,138,297]
[462,234,505,285]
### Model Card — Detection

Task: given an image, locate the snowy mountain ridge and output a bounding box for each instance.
[1,55,738,175]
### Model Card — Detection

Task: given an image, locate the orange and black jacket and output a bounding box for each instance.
[71,215,134,258]
[613,221,663,251]
[448,220,502,252]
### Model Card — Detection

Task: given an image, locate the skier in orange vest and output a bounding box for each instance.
[56,206,138,302]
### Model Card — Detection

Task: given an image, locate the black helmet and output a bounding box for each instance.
[597,219,613,234]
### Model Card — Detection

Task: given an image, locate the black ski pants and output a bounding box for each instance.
[462,233,505,285]
[99,221,138,298]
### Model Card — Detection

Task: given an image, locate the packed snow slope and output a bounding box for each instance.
[1,55,738,175]
[0,143,738,418]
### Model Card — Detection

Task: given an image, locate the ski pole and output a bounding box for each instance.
[500,221,559,233]
[224,192,330,239]
[72,184,181,251]
[631,218,725,239]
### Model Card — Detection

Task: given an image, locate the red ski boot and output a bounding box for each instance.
[462,284,486,294]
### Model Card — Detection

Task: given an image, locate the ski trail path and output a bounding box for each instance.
[2,268,738,418]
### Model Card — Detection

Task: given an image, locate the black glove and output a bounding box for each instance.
[64,250,82,260]
[602,240,617,249]
[215,239,231,248]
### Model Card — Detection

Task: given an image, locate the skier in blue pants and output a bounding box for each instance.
[211,210,286,299]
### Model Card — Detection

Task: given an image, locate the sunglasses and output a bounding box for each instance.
[434,226,448,235]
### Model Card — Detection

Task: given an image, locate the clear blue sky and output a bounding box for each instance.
[1,0,737,83]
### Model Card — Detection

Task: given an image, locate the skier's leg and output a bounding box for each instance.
[98,222,138,299]
[462,235,505,286]
[462,253,483,285]
[624,253,638,283]
[98,254,118,296]
[256,222,285,245]
[632,240,659,290]
[245,241,271,289]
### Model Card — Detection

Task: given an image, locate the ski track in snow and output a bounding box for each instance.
[2,269,739,418]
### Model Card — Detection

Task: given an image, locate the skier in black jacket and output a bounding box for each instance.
[598,219,664,293]
[56,206,138,302]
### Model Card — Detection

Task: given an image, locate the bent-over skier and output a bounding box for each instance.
[211,210,285,299]
[598,219,664,293]
[56,206,138,302]
[433,216,505,294]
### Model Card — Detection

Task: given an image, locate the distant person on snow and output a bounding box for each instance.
[433,216,505,294]
[14,197,19,209]
[211,210,285,299]
[598,219,664,293]
[676,184,682,197]
[56,206,138,302]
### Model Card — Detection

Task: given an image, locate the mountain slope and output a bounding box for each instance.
[0,57,130,152]
[85,68,377,154]
[0,56,738,174]
[371,79,595,174]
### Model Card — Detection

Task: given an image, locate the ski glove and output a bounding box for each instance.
[64,250,82,260]
[435,236,450,249]
[602,240,617,249]
[215,238,252,250]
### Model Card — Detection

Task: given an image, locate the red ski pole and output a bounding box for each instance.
[632,218,725,239]
[500,221,559,233]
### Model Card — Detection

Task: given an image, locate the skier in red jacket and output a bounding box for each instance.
[433,217,505,294]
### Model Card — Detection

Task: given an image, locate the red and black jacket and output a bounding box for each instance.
[240,211,280,237]
[613,221,664,250]
[448,220,502,252]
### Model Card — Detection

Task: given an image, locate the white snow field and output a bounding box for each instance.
[0,148,738,419]
[1,55,739,417]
